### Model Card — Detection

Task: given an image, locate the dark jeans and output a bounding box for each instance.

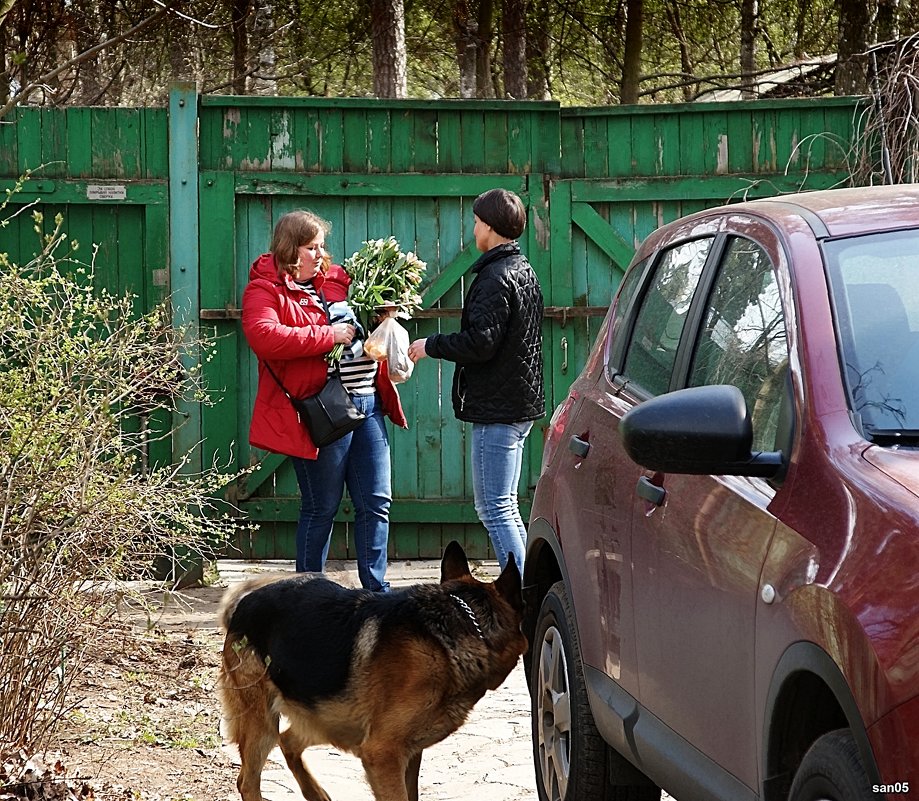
[291,392,391,591]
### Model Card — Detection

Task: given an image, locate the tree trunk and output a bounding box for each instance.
[836,0,871,95]
[525,0,550,99]
[230,0,250,95]
[371,0,407,98]
[502,0,526,98]
[476,0,495,97]
[877,0,899,42]
[73,1,108,104]
[168,27,188,87]
[740,0,757,98]
[793,0,809,59]
[454,0,477,97]
[620,0,643,104]
[247,0,277,96]
[665,0,694,101]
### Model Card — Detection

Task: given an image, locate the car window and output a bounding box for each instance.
[688,236,788,451]
[824,229,919,436]
[623,239,712,395]
[606,256,648,377]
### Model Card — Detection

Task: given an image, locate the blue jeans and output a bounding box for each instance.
[471,421,533,572]
[291,393,391,591]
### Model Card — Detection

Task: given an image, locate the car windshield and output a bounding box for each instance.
[825,229,919,441]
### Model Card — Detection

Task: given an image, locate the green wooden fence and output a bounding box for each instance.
[0,91,859,559]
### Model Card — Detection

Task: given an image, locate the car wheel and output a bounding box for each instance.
[532,581,659,801]
[788,729,883,801]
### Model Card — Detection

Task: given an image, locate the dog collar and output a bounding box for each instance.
[450,594,486,641]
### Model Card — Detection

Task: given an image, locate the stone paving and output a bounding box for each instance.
[243,662,535,801]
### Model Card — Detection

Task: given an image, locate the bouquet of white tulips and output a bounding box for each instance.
[327,237,426,368]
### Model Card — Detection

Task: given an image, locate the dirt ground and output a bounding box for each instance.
[4,561,539,801]
[22,584,240,801]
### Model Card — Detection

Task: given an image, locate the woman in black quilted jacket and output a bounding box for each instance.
[408,189,544,571]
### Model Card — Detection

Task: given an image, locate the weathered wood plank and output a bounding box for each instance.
[235,171,528,197]
[269,108,298,170]
[39,109,67,178]
[559,114,584,178]
[413,110,438,171]
[568,172,846,202]
[320,108,344,172]
[437,110,462,172]
[460,110,486,173]
[342,108,369,172]
[0,110,19,174]
[571,202,633,275]
[241,498,531,524]
[0,179,166,204]
[143,108,169,178]
[366,108,392,173]
[16,108,42,172]
[483,112,509,172]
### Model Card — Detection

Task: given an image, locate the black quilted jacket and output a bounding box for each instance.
[425,242,545,424]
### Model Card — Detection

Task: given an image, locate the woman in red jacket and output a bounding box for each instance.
[242,210,407,591]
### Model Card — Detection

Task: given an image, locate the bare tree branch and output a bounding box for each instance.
[151,0,220,28]
[638,56,835,100]
[0,0,178,119]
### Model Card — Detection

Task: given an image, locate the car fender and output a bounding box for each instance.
[761,633,884,799]
[522,516,571,649]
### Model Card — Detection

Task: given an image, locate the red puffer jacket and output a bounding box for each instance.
[242,254,407,460]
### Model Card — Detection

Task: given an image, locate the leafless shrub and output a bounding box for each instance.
[0,193,246,754]
[851,35,919,186]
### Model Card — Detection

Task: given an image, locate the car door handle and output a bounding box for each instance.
[568,435,590,458]
[636,476,666,506]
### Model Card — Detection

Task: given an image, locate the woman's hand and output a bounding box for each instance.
[332,323,356,345]
[408,338,428,363]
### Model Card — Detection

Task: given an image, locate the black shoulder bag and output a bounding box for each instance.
[263,291,366,448]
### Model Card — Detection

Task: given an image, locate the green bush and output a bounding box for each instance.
[0,202,244,752]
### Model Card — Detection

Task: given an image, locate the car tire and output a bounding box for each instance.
[788,728,883,801]
[531,580,660,801]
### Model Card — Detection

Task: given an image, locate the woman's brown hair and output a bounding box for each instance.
[270,210,332,278]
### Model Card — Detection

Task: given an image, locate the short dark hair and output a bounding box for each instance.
[472,189,526,240]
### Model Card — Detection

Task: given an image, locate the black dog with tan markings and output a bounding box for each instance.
[218,541,527,801]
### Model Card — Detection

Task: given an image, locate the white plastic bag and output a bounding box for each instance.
[364,314,414,383]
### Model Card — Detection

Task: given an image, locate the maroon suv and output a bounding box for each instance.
[524,185,919,801]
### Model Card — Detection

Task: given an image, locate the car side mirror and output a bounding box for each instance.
[620,384,786,479]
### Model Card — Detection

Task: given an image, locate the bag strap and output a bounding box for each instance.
[262,287,341,392]
[316,288,331,322]
[262,359,294,398]
[316,288,345,379]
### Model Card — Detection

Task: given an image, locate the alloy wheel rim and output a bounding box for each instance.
[537,624,571,801]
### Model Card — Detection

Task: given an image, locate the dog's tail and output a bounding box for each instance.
[217,574,284,632]
[218,575,286,753]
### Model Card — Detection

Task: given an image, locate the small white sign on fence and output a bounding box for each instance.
[86,184,127,201]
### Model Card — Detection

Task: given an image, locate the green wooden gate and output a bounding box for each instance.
[0,92,859,559]
[193,96,563,559]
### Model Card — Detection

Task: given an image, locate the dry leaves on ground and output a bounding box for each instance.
[2,588,238,801]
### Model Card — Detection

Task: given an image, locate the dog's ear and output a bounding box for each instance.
[493,557,524,613]
[440,540,471,582]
